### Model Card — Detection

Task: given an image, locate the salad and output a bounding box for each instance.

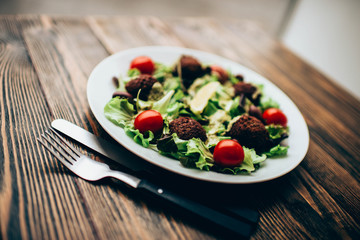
[104,55,289,174]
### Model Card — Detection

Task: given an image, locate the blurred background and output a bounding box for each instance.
[1,0,359,99]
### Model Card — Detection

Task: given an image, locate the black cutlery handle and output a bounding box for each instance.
[138,179,256,238]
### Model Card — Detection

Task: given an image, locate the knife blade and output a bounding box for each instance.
[51,119,152,172]
[51,119,259,225]
[50,119,257,238]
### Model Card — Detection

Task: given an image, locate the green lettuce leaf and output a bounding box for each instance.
[127,68,141,78]
[172,133,189,151]
[218,147,267,174]
[152,90,175,114]
[158,133,213,171]
[203,99,221,116]
[185,138,214,170]
[163,77,182,92]
[266,124,289,139]
[166,102,185,119]
[161,118,171,135]
[265,144,289,157]
[153,62,172,82]
[214,84,232,102]
[124,124,154,148]
[260,97,280,111]
[206,109,230,134]
[224,96,245,118]
[228,72,241,84]
[171,90,185,103]
[104,98,135,127]
[244,147,267,165]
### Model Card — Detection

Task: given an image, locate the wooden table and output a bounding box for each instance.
[1,15,360,240]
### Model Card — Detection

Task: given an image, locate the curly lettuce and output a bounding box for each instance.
[264,145,289,157]
[266,124,289,139]
[124,123,154,148]
[157,133,213,171]
[104,98,135,127]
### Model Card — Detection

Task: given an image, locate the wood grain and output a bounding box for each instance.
[0,16,95,240]
[1,15,360,240]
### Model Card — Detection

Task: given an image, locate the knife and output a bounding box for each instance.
[51,119,153,172]
[51,119,259,229]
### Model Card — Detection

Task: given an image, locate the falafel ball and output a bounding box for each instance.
[228,115,269,152]
[173,55,209,88]
[125,74,157,100]
[169,117,207,142]
[233,82,261,105]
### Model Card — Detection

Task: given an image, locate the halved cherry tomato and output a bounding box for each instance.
[262,108,287,127]
[134,110,163,134]
[130,56,155,74]
[213,140,244,167]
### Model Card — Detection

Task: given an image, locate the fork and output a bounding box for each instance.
[37,128,256,238]
[38,129,140,187]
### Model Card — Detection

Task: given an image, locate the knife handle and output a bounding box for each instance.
[138,179,255,238]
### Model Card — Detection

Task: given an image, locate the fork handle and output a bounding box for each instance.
[137,179,256,238]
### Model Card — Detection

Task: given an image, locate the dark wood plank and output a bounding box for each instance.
[0,15,97,240]
[87,16,185,53]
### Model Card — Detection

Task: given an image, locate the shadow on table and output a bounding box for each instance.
[105,164,293,239]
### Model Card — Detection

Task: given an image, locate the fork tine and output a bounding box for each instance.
[37,137,73,169]
[45,131,79,161]
[49,127,81,157]
[40,133,76,164]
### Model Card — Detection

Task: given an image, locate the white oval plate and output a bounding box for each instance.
[87,46,309,184]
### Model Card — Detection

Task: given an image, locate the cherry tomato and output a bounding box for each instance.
[130,56,155,74]
[211,65,226,75]
[134,110,163,134]
[262,108,287,127]
[213,140,245,167]
[211,65,229,83]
